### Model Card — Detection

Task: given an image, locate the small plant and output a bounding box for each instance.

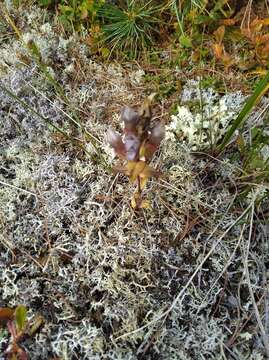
[36,0,105,32]
[107,94,164,209]
[99,0,160,58]
[0,306,44,360]
[58,0,105,31]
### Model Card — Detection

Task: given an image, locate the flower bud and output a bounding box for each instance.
[149,122,165,146]
[124,133,140,161]
[107,128,126,158]
[121,106,140,132]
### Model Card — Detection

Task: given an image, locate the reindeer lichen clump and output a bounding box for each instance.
[107,95,165,209]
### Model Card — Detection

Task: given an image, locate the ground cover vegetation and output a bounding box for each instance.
[0,0,269,359]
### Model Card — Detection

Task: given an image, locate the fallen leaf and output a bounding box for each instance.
[220,18,236,26]
[261,18,269,26]
[212,43,224,59]
[255,34,269,45]
[0,308,15,325]
[214,26,225,44]
[250,18,264,32]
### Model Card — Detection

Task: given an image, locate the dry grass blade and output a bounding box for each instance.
[242,195,269,357]
[196,223,246,314]
[218,70,269,152]
[0,180,37,198]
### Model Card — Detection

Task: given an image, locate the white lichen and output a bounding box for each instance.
[0,5,267,360]
[167,80,245,149]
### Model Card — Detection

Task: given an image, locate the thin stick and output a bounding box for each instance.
[0,180,37,197]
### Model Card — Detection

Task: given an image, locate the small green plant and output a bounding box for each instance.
[0,306,44,360]
[99,0,160,58]
[107,94,164,209]
[57,0,105,31]
[36,0,105,31]
[168,0,233,48]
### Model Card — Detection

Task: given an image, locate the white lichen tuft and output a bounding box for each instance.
[129,69,145,85]
[167,80,245,149]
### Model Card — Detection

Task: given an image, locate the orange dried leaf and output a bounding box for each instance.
[258,43,269,59]
[261,18,269,26]
[0,307,15,325]
[212,43,224,59]
[256,46,269,59]
[214,26,225,44]
[255,34,269,45]
[220,18,236,26]
[250,18,263,32]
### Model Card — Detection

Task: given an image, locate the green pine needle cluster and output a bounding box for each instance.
[99,0,160,58]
